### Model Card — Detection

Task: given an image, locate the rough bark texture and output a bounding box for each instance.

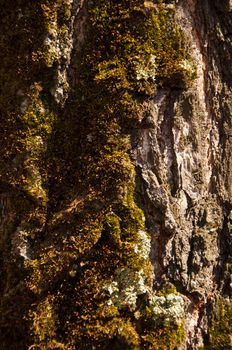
[0,0,231,349]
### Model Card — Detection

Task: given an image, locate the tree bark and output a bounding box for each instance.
[0,0,231,349]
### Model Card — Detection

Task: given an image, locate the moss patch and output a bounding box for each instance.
[141,321,185,350]
[207,299,232,349]
[0,1,73,348]
[0,0,194,348]
[140,287,185,350]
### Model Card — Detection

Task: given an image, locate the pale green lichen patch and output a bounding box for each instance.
[105,268,149,310]
[149,293,185,325]
[133,229,151,259]
[140,287,186,349]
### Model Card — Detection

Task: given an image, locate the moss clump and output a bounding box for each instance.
[0,0,194,348]
[89,0,195,93]
[207,299,232,349]
[24,0,194,348]
[141,321,185,350]
[140,287,185,350]
[29,296,66,349]
[0,1,73,348]
[156,282,178,296]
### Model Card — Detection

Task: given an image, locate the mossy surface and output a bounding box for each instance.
[0,0,193,349]
[140,284,185,350]
[0,1,72,349]
[206,299,232,349]
[141,321,185,350]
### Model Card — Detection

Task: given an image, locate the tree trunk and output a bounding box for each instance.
[0,0,231,349]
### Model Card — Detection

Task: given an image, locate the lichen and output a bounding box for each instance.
[149,293,185,324]
[105,268,149,310]
[140,286,186,350]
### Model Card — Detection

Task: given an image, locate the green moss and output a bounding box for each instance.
[89,0,196,92]
[0,0,194,348]
[104,213,122,248]
[207,299,232,349]
[141,321,185,350]
[29,296,67,349]
[156,282,178,296]
[24,0,194,347]
[140,287,186,349]
[0,1,72,348]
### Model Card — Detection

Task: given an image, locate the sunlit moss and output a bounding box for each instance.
[0,0,195,348]
[141,321,185,350]
[25,0,194,347]
[29,296,68,349]
[0,1,72,348]
[207,299,232,349]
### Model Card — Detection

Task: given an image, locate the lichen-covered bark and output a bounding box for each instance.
[0,0,231,349]
[133,0,232,348]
